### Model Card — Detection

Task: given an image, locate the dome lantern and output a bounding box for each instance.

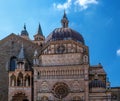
[45,11,85,44]
[20,24,29,40]
[21,24,29,36]
[61,10,69,28]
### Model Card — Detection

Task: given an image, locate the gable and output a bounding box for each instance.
[0,33,41,63]
[42,40,88,55]
[0,33,41,100]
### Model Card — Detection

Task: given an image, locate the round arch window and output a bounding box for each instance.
[52,82,69,99]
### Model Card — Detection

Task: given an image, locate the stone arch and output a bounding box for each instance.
[37,71,40,79]
[10,74,16,86]
[10,56,17,71]
[17,72,23,86]
[11,90,29,99]
[24,74,30,86]
[11,92,29,101]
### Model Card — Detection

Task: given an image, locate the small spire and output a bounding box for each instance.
[61,10,69,28]
[18,44,25,59]
[37,23,43,36]
[63,9,67,19]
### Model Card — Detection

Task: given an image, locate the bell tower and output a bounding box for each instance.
[8,45,32,101]
[34,23,45,46]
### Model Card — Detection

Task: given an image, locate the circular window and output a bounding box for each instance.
[52,82,69,99]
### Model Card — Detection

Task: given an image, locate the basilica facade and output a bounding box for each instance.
[0,12,119,101]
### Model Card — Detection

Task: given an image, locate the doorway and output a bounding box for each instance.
[12,93,29,101]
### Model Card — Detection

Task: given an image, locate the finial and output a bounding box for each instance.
[61,10,69,28]
[63,9,67,18]
[24,23,26,30]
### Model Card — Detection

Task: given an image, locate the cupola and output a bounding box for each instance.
[21,24,29,40]
[46,11,85,44]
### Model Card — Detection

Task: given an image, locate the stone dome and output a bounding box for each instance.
[89,79,106,88]
[46,11,85,44]
[46,27,85,44]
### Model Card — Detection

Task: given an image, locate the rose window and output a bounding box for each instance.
[52,82,69,99]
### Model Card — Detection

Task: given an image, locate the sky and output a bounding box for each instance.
[0,0,120,87]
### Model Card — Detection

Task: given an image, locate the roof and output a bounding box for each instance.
[89,65,106,74]
[89,79,106,88]
[46,27,85,44]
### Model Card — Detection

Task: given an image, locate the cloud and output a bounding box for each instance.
[117,49,120,56]
[53,0,72,10]
[74,0,98,10]
[53,0,98,11]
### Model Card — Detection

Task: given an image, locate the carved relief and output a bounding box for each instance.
[72,80,84,92]
[41,81,49,92]
[72,81,80,91]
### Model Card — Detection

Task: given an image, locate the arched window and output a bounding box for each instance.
[10,74,16,86]
[25,74,30,86]
[37,72,41,79]
[10,56,17,71]
[17,72,23,86]
[12,93,28,101]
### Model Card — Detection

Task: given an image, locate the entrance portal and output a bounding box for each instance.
[12,93,29,101]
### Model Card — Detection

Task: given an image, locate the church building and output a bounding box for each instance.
[0,12,119,101]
